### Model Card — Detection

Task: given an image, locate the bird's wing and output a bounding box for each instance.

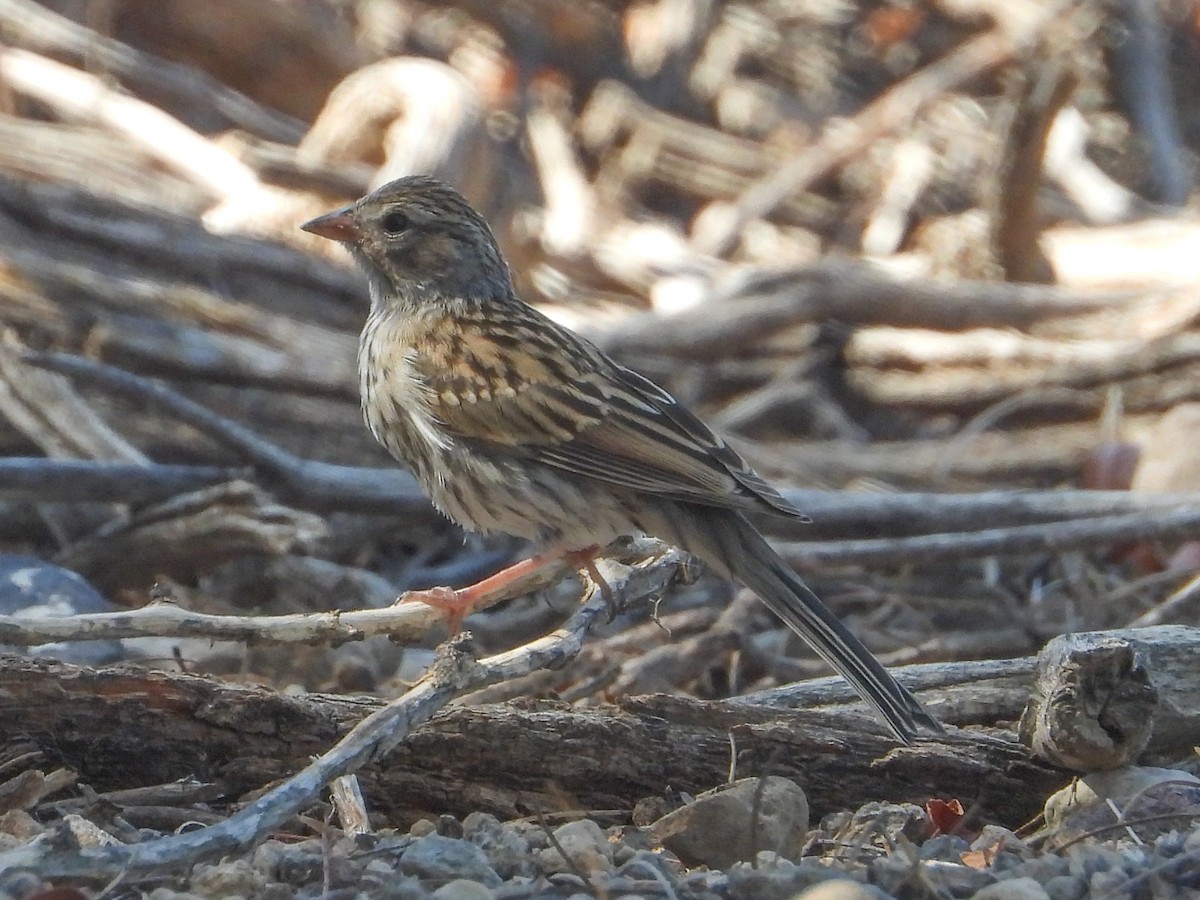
[419,308,807,519]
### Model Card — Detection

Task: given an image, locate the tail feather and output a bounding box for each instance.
[671,508,940,742]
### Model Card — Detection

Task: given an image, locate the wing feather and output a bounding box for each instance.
[419,309,806,519]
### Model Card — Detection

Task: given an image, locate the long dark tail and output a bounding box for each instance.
[667,507,941,743]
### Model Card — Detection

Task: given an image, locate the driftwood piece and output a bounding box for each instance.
[297,58,487,195]
[0,459,250,506]
[23,352,430,517]
[4,628,1196,852]
[744,626,1200,763]
[1018,626,1200,769]
[0,48,262,204]
[779,505,1200,570]
[1018,632,1158,772]
[0,653,1060,837]
[0,346,147,543]
[593,262,1129,361]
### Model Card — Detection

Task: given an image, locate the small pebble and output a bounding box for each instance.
[430,878,494,900]
[972,876,1052,900]
[795,877,887,900]
[436,814,464,839]
[190,859,267,897]
[1043,874,1087,900]
[1089,869,1131,896]
[920,834,971,861]
[409,818,437,837]
[727,856,840,900]
[918,860,996,898]
[462,811,534,879]
[537,819,613,875]
[398,834,502,887]
[651,775,808,868]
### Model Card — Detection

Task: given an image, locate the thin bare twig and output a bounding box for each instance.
[0,537,684,648]
[0,588,616,879]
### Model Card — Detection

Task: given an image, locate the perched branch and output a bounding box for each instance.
[0,537,686,647]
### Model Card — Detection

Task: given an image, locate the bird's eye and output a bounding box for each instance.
[381,211,410,235]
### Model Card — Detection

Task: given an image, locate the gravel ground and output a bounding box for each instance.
[5,789,1199,899]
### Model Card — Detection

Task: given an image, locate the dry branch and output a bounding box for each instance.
[0,650,1059,865]
[691,0,1070,255]
[6,624,1199,874]
[0,0,305,141]
[0,596,613,879]
[0,537,686,647]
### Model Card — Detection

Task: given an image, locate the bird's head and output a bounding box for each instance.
[302,175,514,311]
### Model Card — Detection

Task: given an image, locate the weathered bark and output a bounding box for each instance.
[1,653,1062,827]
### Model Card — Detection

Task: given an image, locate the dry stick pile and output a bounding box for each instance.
[1,0,1200,885]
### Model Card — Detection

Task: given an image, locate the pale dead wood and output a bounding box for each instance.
[1044,220,1200,290]
[691,0,1070,255]
[0,459,246,506]
[0,347,146,464]
[0,49,261,203]
[0,537,684,647]
[329,775,370,837]
[1043,107,1139,223]
[0,546,674,879]
[850,332,1200,410]
[297,57,486,193]
[0,0,305,141]
[5,627,1198,867]
[593,263,1134,361]
[1018,632,1158,772]
[53,482,326,594]
[23,352,427,515]
[527,98,595,259]
[0,346,145,541]
[779,506,1200,570]
[0,650,1060,863]
[749,625,1200,761]
[0,629,574,878]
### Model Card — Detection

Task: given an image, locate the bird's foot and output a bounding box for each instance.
[401,546,617,633]
[401,585,475,635]
[564,547,618,614]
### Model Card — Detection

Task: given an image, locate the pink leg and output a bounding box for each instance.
[403,546,604,634]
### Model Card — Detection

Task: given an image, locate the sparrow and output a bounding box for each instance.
[301,175,939,742]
